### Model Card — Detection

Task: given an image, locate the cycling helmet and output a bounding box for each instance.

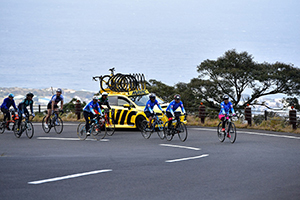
[174,94,181,100]
[56,88,62,93]
[149,93,156,99]
[8,93,14,98]
[102,92,108,96]
[223,94,229,100]
[27,92,34,97]
[93,96,98,100]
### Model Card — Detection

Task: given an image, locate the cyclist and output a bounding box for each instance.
[144,93,165,130]
[83,96,103,135]
[44,88,64,129]
[1,93,17,130]
[98,92,111,110]
[17,93,35,131]
[219,94,235,138]
[166,94,186,130]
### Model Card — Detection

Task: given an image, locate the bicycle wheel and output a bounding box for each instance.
[228,122,237,143]
[105,116,115,136]
[0,122,5,134]
[42,116,51,133]
[163,122,173,141]
[156,119,165,140]
[217,122,225,142]
[26,122,34,139]
[100,75,111,92]
[141,120,152,139]
[178,122,188,142]
[91,123,106,141]
[77,122,87,140]
[14,121,23,138]
[54,117,63,134]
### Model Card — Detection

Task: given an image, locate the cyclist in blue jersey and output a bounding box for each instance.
[17,93,35,131]
[144,93,165,129]
[219,94,235,138]
[83,96,103,135]
[1,93,17,130]
[166,94,186,129]
[44,88,64,129]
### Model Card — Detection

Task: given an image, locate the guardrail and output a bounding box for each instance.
[186,105,299,130]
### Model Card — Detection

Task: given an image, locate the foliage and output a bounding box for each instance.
[146,79,175,102]
[63,98,86,113]
[195,49,300,109]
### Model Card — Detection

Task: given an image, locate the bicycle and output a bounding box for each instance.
[14,114,34,139]
[103,108,115,136]
[163,114,188,142]
[141,113,165,139]
[42,110,64,134]
[217,114,237,143]
[92,68,144,92]
[0,109,19,134]
[77,115,107,141]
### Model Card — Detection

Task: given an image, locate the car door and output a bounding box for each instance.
[111,96,138,128]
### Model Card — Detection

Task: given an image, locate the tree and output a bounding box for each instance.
[196,49,300,109]
[63,98,86,113]
[146,79,175,102]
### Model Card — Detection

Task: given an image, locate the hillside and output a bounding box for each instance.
[0,87,96,105]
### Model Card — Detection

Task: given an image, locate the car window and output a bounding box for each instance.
[109,96,118,106]
[118,97,130,106]
[130,94,164,106]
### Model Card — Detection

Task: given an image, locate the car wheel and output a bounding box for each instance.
[136,116,146,131]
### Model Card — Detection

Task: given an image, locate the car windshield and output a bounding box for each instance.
[129,95,165,106]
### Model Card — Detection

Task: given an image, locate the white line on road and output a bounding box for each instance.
[242,131,300,140]
[160,144,201,151]
[28,169,112,185]
[166,154,209,163]
[191,128,300,140]
[37,137,109,142]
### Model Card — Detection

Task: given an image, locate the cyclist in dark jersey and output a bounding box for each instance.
[17,93,35,131]
[44,88,64,129]
[98,92,111,110]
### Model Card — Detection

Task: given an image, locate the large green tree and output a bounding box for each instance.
[196,49,300,109]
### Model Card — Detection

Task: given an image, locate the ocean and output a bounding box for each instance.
[0,0,299,92]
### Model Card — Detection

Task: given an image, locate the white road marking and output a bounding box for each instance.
[166,154,209,163]
[28,169,112,185]
[33,123,79,126]
[241,131,300,140]
[37,137,109,142]
[191,128,300,140]
[160,144,201,151]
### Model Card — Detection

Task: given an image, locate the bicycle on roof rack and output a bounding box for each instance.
[92,68,146,92]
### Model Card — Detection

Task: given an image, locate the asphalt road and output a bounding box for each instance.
[1,122,300,200]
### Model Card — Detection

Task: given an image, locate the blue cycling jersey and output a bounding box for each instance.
[144,99,163,113]
[166,100,185,115]
[1,97,17,110]
[49,94,64,105]
[83,101,102,115]
[219,101,235,115]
